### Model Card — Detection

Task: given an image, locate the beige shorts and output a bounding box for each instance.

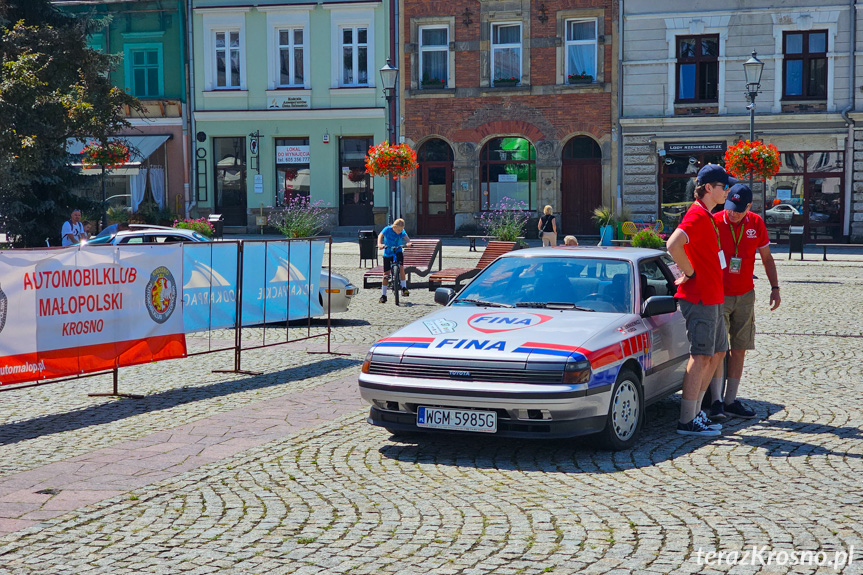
[541,232,556,247]
[723,289,756,350]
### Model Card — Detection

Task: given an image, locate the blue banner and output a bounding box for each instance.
[182,243,238,333]
[239,240,324,326]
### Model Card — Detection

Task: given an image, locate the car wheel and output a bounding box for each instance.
[598,368,643,451]
[766,215,775,223]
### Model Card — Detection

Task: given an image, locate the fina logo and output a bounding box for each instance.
[467,312,553,334]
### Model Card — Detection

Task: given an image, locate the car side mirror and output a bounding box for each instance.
[434,287,456,305]
[642,295,678,317]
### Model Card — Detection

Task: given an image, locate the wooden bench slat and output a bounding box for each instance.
[428,241,516,290]
[363,238,443,288]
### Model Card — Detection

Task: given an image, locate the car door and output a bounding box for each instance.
[638,256,688,401]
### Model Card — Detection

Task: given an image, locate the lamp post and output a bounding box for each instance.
[380,59,399,220]
[743,50,765,187]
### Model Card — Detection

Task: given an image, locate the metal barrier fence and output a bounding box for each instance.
[0,236,337,397]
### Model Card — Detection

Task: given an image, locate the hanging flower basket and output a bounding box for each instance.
[364,141,418,180]
[81,141,130,169]
[724,140,781,181]
[284,167,298,181]
[348,168,367,183]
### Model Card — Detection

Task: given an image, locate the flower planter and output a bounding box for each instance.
[493,80,520,88]
[568,76,594,84]
[599,225,614,246]
[421,81,446,89]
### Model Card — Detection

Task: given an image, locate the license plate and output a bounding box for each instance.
[417,406,497,433]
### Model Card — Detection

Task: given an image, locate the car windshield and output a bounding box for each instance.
[82,234,114,245]
[453,256,633,314]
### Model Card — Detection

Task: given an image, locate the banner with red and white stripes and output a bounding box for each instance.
[0,245,186,386]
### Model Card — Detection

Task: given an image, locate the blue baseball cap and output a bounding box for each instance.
[724,184,753,212]
[696,164,738,187]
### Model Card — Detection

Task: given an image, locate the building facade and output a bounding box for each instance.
[191,0,394,231]
[621,0,862,243]
[57,0,190,219]
[399,0,618,237]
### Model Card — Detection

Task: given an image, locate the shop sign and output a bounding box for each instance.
[665,142,726,154]
[268,96,310,110]
[498,174,518,183]
[276,145,310,164]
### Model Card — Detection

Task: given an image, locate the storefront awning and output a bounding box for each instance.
[67,134,171,173]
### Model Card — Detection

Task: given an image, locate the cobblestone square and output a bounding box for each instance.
[0,241,862,574]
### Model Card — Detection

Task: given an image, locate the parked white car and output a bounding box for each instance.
[765,204,799,223]
[359,246,689,450]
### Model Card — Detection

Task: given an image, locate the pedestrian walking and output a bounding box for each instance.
[61,208,85,246]
[538,205,557,247]
[665,164,735,437]
[708,184,780,421]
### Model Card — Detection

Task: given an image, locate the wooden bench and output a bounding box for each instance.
[428,241,516,290]
[362,238,443,288]
[464,235,523,251]
[815,243,863,261]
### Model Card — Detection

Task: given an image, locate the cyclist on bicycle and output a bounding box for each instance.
[377,218,412,303]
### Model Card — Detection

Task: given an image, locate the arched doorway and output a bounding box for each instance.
[480,137,536,210]
[561,136,602,236]
[417,139,454,235]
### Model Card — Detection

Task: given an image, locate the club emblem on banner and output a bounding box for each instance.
[146,266,177,324]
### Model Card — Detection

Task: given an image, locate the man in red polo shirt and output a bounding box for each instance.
[666,164,735,437]
[708,184,780,421]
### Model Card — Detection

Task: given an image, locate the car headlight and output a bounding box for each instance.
[562,358,591,384]
[361,350,373,373]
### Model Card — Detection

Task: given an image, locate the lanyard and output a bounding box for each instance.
[695,200,721,250]
[728,213,748,257]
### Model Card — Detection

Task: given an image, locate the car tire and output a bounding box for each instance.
[766,215,775,223]
[598,368,643,451]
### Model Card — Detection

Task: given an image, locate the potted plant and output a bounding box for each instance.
[348,168,367,183]
[479,197,530,243]
[724,139,781,181]
[631,229,666,249]
[421,74,446,88]
[173,217,215,238]
[81,140,131,169]
[592,206,616,246]
[568,71,594,84]
[365,141,419,180]
[493,76,520,87]
[268,195,331,238]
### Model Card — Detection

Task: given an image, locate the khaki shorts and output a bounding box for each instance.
[678,300,729,356]
[541,232,557,247]
[723,289,756,350]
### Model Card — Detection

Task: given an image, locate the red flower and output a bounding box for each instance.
[365,141,418,179]
[724,139,780,180]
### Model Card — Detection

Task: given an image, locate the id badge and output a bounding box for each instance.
[729,256,743,274]
[718,251,727,270]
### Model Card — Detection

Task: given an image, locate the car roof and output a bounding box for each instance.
[497,246,666,262]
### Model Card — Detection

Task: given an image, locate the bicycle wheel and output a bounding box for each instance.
[392,266,400,306]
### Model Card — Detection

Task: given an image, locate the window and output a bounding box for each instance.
[215,30,242,88]
[783,30,827,99]
[340,26,368,86]
[276,137,310,205]
[565,19,597,82]
[659,151,725,231]
[675,35,718,102]
[127,46,162,97]
[419,26,448,88]
[277,29,304,86]
[480,137,536,209]
[491,23,521,86]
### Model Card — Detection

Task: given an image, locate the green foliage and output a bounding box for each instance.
[132,203,176,226]
[591,206,615,228]
[268,196,330,238]
[479,197,529,242]
[0,0,140,246]
[174,218,214,238]
[631,229,665,249]
[106,206,130,224]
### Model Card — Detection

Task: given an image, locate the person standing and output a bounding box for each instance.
[61,208,85,246]
[538,205,557,247]
[665,164,735,437]
[708,184,780,420]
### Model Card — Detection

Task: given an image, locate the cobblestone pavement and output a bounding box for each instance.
[1,241,862,574]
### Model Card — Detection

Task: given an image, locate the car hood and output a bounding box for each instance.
[371,306,626,364]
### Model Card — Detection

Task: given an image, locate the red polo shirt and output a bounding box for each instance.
[714,210,770,296]
[675,200,725,305]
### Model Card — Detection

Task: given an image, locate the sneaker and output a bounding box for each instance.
[724,399,757,419]
[708,400,728,422]
[695,410,722,430]
[379,295,387,304]
[402,288,410,297]
[677,417,721,437]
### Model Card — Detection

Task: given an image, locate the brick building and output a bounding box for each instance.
[398,0,618,237]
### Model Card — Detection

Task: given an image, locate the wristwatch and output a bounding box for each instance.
[771,286,780,290]
[685,271,696,279]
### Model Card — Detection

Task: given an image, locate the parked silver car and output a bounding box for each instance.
[82,227,358,314]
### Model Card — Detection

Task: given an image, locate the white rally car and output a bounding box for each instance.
[359,246,690,449]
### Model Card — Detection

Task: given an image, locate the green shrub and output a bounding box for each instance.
[631,229,665,249]
[174,218,214,237]
[268,196,330,238]
[479,197,529,242]
[106,206,130,223]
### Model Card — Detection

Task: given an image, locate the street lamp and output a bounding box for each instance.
[380,59,399,220]
[743,50,764,187]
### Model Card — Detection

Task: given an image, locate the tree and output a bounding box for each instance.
[0,0,139,246]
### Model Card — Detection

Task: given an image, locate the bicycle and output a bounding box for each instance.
[383,243,404,306]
